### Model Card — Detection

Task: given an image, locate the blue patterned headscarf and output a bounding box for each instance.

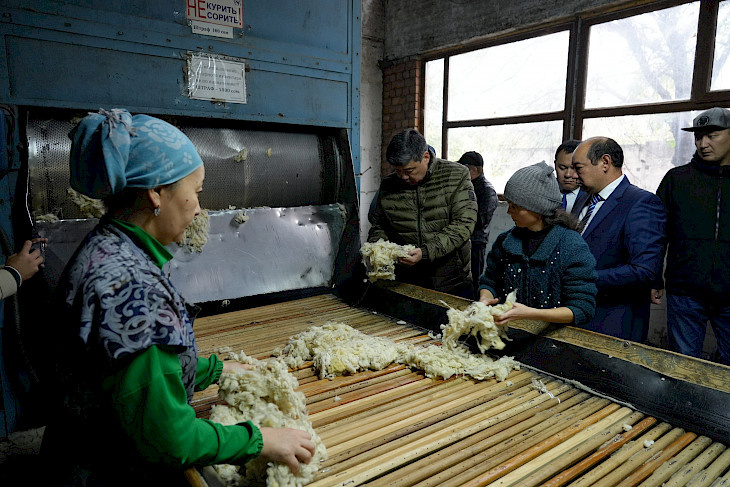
[69,109,203,198]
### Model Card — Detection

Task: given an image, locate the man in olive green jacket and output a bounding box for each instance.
[368,128,478,299]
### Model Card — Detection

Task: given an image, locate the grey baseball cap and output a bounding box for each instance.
[682,107,730,132]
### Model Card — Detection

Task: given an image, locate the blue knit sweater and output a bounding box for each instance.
[479,225,597,326]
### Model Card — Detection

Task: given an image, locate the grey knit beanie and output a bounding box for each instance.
[503,161,562,216]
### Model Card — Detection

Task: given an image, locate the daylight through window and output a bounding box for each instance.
[425,0,730,193]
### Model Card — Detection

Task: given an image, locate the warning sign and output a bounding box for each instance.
[186,0,243,29]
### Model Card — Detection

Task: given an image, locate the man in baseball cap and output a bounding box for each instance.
[682,106,730,133]
[458,151,498,295]
[653,107,730,365]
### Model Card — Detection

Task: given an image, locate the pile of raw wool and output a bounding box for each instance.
[68,188,106,218]
[441,290,517,353]
[209,351,327,487]
[402,342,517,382]
[276,292,521,383]
[178,209,209,252]
[278,321,411,379]
[211,296,522,485]
[360,239,415,282]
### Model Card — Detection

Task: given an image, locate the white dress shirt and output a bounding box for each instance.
[579,174,625,232]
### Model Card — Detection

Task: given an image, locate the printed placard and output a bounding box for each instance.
[186,0,243,29]
[187,53,247,104]
[191,20,233,38]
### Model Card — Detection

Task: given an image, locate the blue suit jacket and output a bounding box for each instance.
[571,177,666,342]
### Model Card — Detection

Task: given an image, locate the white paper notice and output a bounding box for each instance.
[191,20,233,39]
[187,53,246,104]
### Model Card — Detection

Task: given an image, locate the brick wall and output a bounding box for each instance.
[381,58,423,175]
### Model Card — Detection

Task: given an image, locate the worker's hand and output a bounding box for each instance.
[478,289,498,306]
[222,361,254,374]
[494,302,534,326]
[6,238,47,281]
[259,427,315,474]
[650,289,663,305]
[398,248,423,266]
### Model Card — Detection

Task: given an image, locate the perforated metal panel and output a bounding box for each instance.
[185,125,324,209]
[27,117,78,220]
[26,110,356,302]
[27,113,335,220]
[37,205,347,303]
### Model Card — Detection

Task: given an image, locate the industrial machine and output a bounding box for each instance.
[0,0,361,435]
[1,2,730,486]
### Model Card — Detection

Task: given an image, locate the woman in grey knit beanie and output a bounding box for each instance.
[477,162,598,328]
[504,161,562,216]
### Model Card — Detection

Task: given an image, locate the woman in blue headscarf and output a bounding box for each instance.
[42,109,314,486]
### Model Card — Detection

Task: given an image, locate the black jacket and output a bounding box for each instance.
[471,174,499,245]
[656,154,730,299]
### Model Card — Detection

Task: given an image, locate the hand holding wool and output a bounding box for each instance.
[260,427,315,474]
[494,302,536,325]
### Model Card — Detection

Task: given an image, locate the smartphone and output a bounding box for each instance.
[30,238,46,260]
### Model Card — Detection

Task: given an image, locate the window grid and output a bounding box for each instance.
[426,0,730,189]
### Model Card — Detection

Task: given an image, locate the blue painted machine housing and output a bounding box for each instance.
[0,0,362,435]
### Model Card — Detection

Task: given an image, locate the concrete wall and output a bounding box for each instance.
[383,0,631,61]
[359,0,385,242]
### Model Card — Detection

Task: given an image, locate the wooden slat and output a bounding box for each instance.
[635,435,714,487]
[658,441,725,487]
[587,427,688,487]
[188,293,730,487]
[317,382,574,481]
[459,405,630,487]
[542,416,659,487]
[367,389,587,487]
[417,396,611,487]
[690,447,730,485]
[616,432,699,487]
[515,411,646,487]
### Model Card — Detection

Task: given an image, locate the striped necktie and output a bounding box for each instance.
[580,193,603,230]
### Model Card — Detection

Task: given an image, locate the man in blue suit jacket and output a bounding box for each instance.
[571,137,666,342]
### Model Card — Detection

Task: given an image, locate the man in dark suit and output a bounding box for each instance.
[554,140,582,213]
[571,137,666,342]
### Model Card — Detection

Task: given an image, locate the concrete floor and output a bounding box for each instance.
[0,426,44,482]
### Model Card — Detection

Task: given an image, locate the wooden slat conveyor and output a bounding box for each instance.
[190,294,730,487]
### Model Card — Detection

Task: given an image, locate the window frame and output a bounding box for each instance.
[426,0,730,160]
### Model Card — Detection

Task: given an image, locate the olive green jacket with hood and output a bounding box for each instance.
[368,151,478,294]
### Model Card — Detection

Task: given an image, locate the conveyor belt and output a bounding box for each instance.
[190,294,730,487]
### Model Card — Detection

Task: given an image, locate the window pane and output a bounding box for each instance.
[585,3,699,108]
[425,59,444,155]
[582,112,698,193]
[447,31,569,121]
[711,0,730,91]
[448,121,564,193]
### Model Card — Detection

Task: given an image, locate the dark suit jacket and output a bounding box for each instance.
[571,177,666,342]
